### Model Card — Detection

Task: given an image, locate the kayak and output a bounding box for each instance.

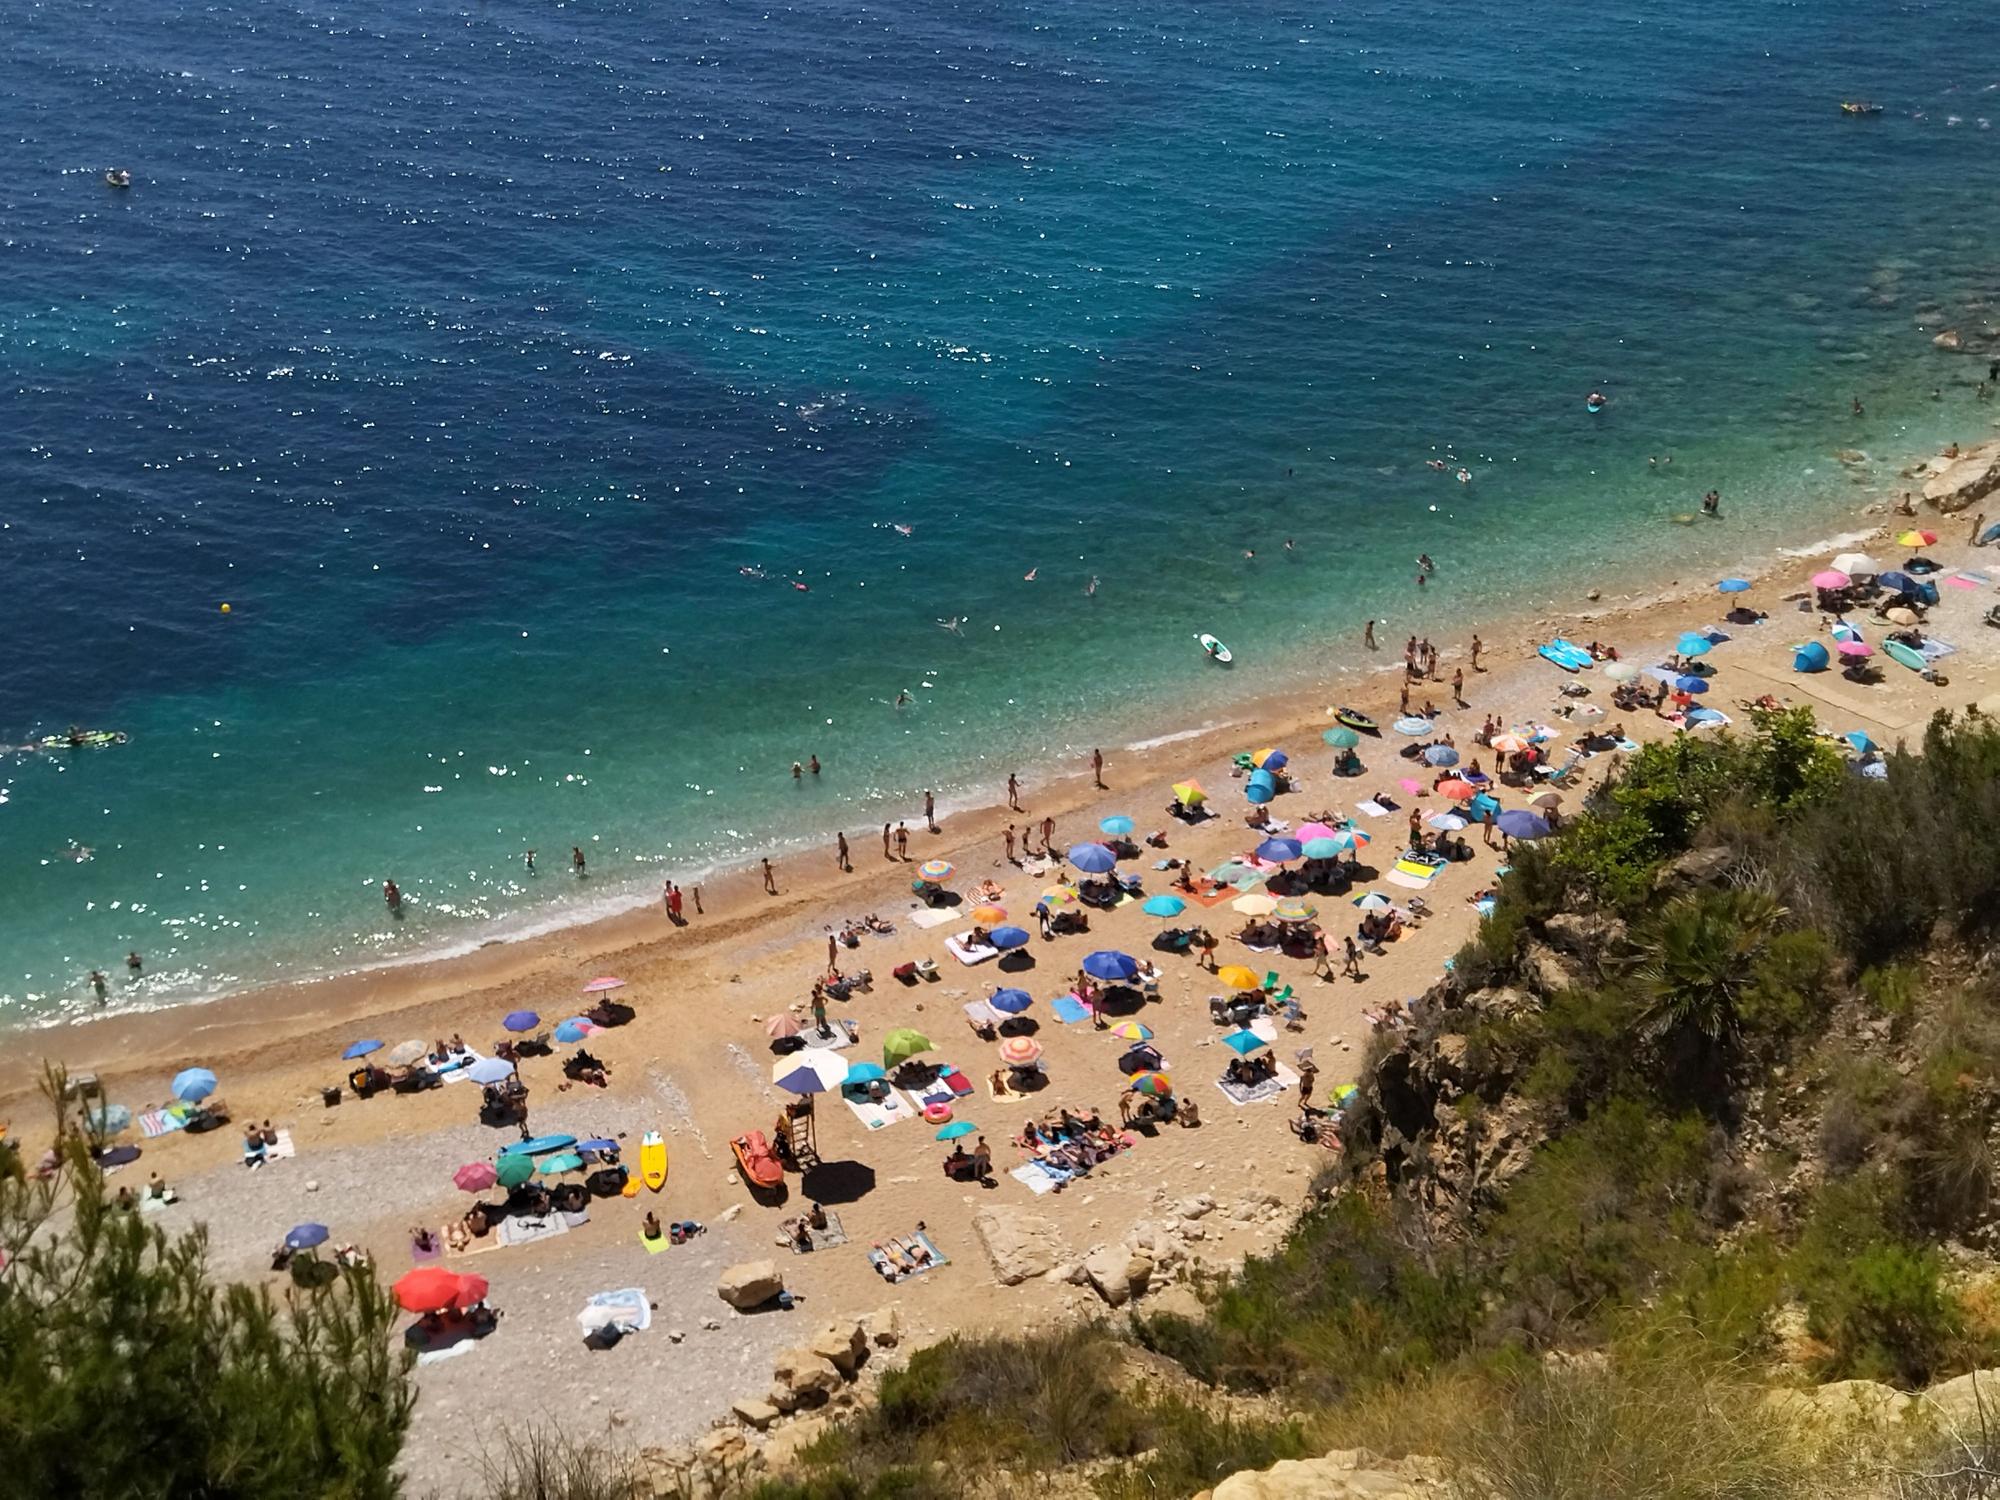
[1197,633,1233,664]
[29,730,126,750]
[1884,640,1928,674]
[1334,708,1379,734]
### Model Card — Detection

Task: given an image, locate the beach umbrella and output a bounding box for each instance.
[538,1151,585,1176]
[1686,707,1728,727]
[448,1273,490,1311]
[1081,950,1139,982]
[1470,793,1502,820]
[1810,569,1850,590]
[1897,529,1938,548]
[1215,964,1262,992]
[1301,837,1343,860]
[494,1154,537,1189]
[1322,726,1362,749]
[1426,812,1468,831]
[1329,828,1370,851]
[1842,731,1879,754]
[1222,1029,1270,1056]
[1295,822,1340,844]
[1127,1071,1173,1097]
[1716,578,1752,593]
[553,1017,596,1044]
[1439,779,1478,802]
[85,1103,132,1135]
[1354,892,1393,912]
[1496,810,1553,841]
[342,1039,383,1060]
[1254,836,1303,863]
[935,1120,977,1141]
[170,1067,217,1103]
[998,1036,1043,1067]
[580,976,626,993]
[774,1048,849,1095]
[1884,606,1920,626]
[285,1222,330,1252]
[453,1162,498,1193]
[1066,843,1116,874]
[970,904,1008,925]
[1422,745,1459,767]
[1831,553,1878,576]
[502,1009,540,1033]
[1673,676,1710,695]
[843,1062,887,1087]
[1602,661,1641,683]
[988,988,1033,1015]
[1141,894,1186,918]
[1171,780,1206,806]
[918,858,955,883]
[1106,1021,1154,1043]
[1792,640,1830,673]
[465,1057,516,1086]
[1528,790,1563,809]
[989,925,1031,950]
[1099,815,1135,837]
[882,1028,933,1067]
[1489,733,1530,755]
[393,1266,463,1313]
[1676,632,1713,658]
[1394,716,1434,736]
[1272,898,1318,923]
[1231,893,1277,916]
[1252,748,1289,771]
[1836,639,1874,658]
[385,1040,428,1068]
[765,1013,801,1039]
[1040,884,1079,907]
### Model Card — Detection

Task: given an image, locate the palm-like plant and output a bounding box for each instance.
[1635,888,1786,1047]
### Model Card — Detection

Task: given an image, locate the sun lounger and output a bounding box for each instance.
[944,934,999,965]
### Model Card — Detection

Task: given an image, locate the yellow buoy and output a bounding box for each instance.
[219,603,231,613]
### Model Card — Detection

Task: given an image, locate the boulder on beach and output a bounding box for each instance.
[1923,439,2000,514]
[716,1259,784,1310]
[972,1207,1061,1285]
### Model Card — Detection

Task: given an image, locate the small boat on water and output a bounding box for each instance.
[1839,102,1883,117]
[103,168,132,188]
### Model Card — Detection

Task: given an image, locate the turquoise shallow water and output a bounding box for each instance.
[2,0,1997,1022]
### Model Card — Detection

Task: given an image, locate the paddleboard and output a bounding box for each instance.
[1586,399,1605,413]
[1197,633,1233,664]
[1884,640,1928,674]
[1978,522,2000,547]
[640,1129,668,1192]
[1537,638,1592,672]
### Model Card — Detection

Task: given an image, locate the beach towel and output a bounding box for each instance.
[265,1129,297,1160]
[138,1192,177,1216]
[1920,637,1957,660]
[868,1229,948,1283]
[139,1109,187,1138]
[496,1212,570,1248]
[1050,994,1092,1024]
[935,1065,975,1098]
[790,1210,849,1253]
[908,906,957,930]
[416,1339,483,1367]
[1355,799,1392,817]
[843,1087,917,1131]
[581,1287,652,1336]
[801,1020,856,1051]
[944,935,999,965]
[1946,574,1983,590]
[430,1050,485,1083]
[1010,1161,1064,1195]
[985,1064,1046,1102]
[410,1229,442,1263]
[1019,855,1058,877]
[1216,1062,1300,1107]
[638,1231,671,1254]
[1388,859,1443,889]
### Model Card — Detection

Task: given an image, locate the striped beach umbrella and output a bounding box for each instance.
[918,858,955,883]
[1127,1071,1173,1097]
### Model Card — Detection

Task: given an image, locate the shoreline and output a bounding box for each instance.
[3,443,1978,1101]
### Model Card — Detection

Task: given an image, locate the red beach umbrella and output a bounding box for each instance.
[393,1266,463,1313]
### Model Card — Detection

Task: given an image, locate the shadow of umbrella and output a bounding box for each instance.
[995,950,1037,973]
[800,1160,877,1205]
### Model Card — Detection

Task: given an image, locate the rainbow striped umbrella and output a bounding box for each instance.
[1127,1071,1173,1097]
[918,858,955,882]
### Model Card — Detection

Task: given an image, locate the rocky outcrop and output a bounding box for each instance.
[716,1259,784,1310]
[1083,1244,1153,1308]
[1922,440,2000,514]
[769,1346,843,1409]
[808,1319,867,1377]
[972,1207,1061,1285]
[1208,1448,1455,1500]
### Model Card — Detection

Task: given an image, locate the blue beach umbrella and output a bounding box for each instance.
[1222,1029,1269,1056]
[1495,810,1553,840]
[1673,675,1710,695]
[553,1017,594,1044]
[843,1061,887,1086]
[537,1151,585,1176]
[1256,749,1290,771]
[1685,707,1727,726]
[1842,731,1879,754]
[1393,716,1434,736]
[171,1067,217,1103]
[989,925,1031,950]
[1254,837,1302,863]
[1717,578,1752,593]
[1081,950,1139,982]
[1141,894,1187,918]
[502,1010,540,1033]
[285,1223,330,1251]
[466,1057,516,1086]
[342,1039,383,1060]
[988,988,1033,1015]
[1066,842,1117,874]
[1469,793,1502,821]
[1301,837,1343,860]
[1422,745,1460,767]
[935,1120,977,1141]
[1676,632,1712,658]
[1245,769,1277,805]
[1099,815,1135,837]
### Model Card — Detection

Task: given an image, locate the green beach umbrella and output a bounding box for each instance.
[538,1151,585,1176]
[495,1154,536,1189]
[1322,726,1361,749]
[935,1120,977,1141]
[882,1028,933,1068]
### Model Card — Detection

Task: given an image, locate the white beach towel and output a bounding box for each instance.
[944,935,998,965]
[842,1087,917,1131]
[265,1128,297,1160]
[416,1340,482,1367]
[496,1213,570,1248]
[1009,1162,1061,1196]
[1355,801,1391,818]
[1214,1063,1300,1108]
[908,906,957,930]
[432,1050,485,1084]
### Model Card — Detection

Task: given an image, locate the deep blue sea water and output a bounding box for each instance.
[3,0,1997,1023]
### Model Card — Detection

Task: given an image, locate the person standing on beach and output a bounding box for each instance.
[811,989,828,1036]
[1007,773,1022,812]
[762,858,779,895]
[1363,620,1377,650]
[836,831,851,871]
[1470,634,1483,672]
[572,847,586,876]
[1090,747,1105,789]
[924,791,937,833]
[895,822,909,860]
[1342,935,1363,980]
[691,884,703,915]
[1040,815,1055,854]
[668,883,684,923]
[664,880,674,915]
[1452,667,1466,707]
[1004,824,1017,863]
[827,933,838,969]
[882,823,892,860]
[1399,681,1411,715]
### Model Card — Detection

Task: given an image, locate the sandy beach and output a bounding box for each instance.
[9,450,1999,1494]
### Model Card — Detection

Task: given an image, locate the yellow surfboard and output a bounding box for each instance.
[640,1129,668,1192]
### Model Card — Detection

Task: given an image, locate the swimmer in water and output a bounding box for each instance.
[1084,575,1099,596]
[894,689,911,707]
[1023,568,1037,581]
[791,580,809,592]
[1456,469,1472,484]
[936,617,964,635]
[1426,459,1446,471]
[738,565,767,579]
[892,523,913,536]
[1417,553,1436,574]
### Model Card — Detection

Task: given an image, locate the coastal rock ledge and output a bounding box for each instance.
[1921,439,2000,514]
[1205,1448,1456,1500]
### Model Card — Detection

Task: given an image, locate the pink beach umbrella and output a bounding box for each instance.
[453,1162,498,1193]
[998,1036,1043,1068]
[1836,639,1874,657]
[580,976,626,993]
[1810,569,1851,591]
[1438,780,1479,802]
[1294,822,1340,844]
[765,1014,801,1038]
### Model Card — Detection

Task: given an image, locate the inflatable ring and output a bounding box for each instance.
[921,1102,953,1125]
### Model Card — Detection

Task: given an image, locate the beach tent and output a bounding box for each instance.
[1792,641,1830,673]
[1245,769,1278,805]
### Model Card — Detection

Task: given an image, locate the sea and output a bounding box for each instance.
[3,0,1997,1026]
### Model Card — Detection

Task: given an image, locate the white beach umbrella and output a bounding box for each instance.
[1831,552,1878,577]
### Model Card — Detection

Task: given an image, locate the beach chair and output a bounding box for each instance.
[781,1109,819,1169]
[1262,970,1280,992]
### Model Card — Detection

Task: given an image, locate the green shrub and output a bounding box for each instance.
[1860,963,1921,1016]
[1807,1241,1960,1386]
[1089,1396,1310,1500]
[1739,928,1837,1039]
